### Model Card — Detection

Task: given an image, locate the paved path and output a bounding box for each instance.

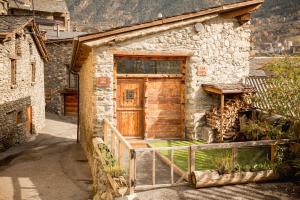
[118,182,300,200]
[0,113,92,200]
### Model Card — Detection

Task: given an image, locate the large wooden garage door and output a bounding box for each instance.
[117,79,144,138]
[145,78,183,139]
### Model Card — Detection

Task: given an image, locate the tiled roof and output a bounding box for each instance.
[8,0,68,13]
[0,15,32,36]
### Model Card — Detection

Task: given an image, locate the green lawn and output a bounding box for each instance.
[148,140,272,172]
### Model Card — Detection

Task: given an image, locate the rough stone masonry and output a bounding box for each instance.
[85,16,251,139]
[0,27,45,151]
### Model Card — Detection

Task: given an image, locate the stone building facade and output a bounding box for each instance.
[44,40,74,115]
[0,16,48,151]
[8,0,70,32]
[71,0,263,153]
[44,32,86,116]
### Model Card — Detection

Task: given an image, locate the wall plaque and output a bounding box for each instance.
[197,66,208,76]
[96,77,110,88]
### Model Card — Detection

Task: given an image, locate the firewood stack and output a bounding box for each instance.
[206,93,254,142]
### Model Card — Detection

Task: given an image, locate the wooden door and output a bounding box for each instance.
[64,94,78,116]
[26,106,32,135]
[145,78,183,139]
[117,79,144,138]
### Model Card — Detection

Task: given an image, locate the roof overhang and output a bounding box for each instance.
[71,0,264,73]
[0,17,49,62]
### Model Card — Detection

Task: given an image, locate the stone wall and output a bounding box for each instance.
[80,16,251,139]
[44,40,75,115]
[79,51,96,153]
[0,27,45,151]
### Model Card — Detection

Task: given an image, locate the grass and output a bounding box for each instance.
[148,140,272,172]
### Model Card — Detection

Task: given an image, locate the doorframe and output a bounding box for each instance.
[113,55,187,139]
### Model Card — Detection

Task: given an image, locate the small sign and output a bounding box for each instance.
[197,66,208,76]
[96,77,110,88]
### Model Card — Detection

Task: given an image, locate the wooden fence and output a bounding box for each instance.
[103,119,135,194]
[103,118,290,193]
[133,139,289,190]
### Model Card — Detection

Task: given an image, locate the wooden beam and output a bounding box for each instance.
[238,13,251,24]
[112,50,193,58]
[221,4,262,19]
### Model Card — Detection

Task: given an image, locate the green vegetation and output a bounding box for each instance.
[148,140,272,174]
[98,144,125,178]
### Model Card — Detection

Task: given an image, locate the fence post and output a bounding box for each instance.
[152,150,156,185]
[103,120,108,144]
[170,149,174,185]
[188,145,196,182]
[129,149,135,195]
[111,132,115,156]
[271,144,276,161]
[118,140,122,165]
[232,147,238,164]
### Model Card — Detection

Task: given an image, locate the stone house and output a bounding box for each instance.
[7,0,70,32]
[70,0,264,151]
[0,16,49,151]
[44,31,86,116]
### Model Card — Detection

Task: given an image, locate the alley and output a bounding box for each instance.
[0,114,92,200]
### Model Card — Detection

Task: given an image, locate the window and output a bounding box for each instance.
[11,59,16,86]
[31,62,36,83]
[29,42,33,55]
[15,34,22,56]
[116,58,181,74]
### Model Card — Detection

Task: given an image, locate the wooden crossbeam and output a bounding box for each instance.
[221,4,262,19]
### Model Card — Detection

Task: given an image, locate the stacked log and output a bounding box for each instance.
[206,93,254,141]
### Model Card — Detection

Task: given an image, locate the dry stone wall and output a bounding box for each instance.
[44,41,73,115]
[81,16,251,139]
[0,28,45,151]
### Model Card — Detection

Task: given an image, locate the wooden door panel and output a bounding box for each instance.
[117,111,142,137]
[117,79,144,138]
[64,94,78,116]
[26,106,32,136]
[145,78,183,139]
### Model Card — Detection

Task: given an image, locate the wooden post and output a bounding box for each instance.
[111,132,115,156]
[118,140,122,165]
[103,120,108,144]
[170,149,174,184]
[271,144,276,161]
[188,145,196,181]
[129,149,135,195]
[220,94,225,142]
[232,147,238,164]
[152,150,156,185]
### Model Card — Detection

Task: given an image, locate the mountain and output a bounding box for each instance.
[65,0,300,54]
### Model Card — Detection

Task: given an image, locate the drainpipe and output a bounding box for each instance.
[56,24,60,38]
[76,73,80,143]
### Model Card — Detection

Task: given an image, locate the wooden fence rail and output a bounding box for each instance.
[103,119,135,194]
[134,139,290,190]
[103,118,291,193]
